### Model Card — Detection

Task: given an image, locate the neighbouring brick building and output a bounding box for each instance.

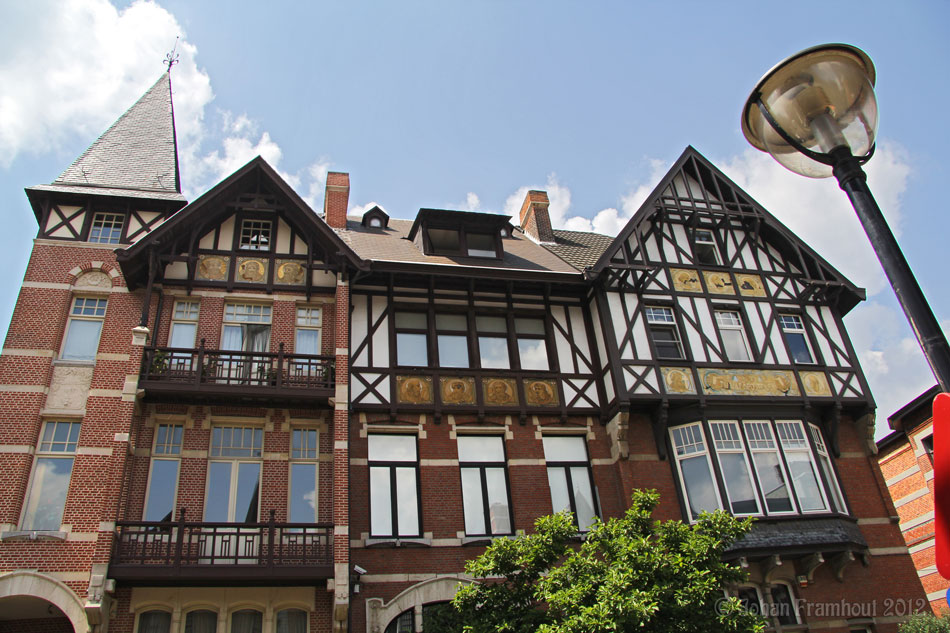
[878,385,948,613]
[0,70,930,633]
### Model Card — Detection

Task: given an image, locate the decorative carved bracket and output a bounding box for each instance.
[605,411,630,461]
[831,550,855,582]
[856,410,878,456]
[651,402,669,461]
[761,555,782,584]
[802,552,824,583]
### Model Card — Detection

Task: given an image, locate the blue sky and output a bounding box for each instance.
[1,0,947,435]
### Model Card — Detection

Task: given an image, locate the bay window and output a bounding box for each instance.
[457,435,511,536]
[669,419,846,520]
[368,434,420,537]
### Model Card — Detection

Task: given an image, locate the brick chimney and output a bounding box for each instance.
[519,190,555,243]
[324,172,350,229]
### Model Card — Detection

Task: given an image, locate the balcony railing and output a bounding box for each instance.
[139,341,335,404]
[109,510,334,584]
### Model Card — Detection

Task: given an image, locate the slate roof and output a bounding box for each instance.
[340,217,580,275]
[38,73,184,202]
[725,518,867,557]
[546,229,615,271]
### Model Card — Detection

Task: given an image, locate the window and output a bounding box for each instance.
[21,421,80,530]
[436,313,469,368]
[290,428,319,523]
[670,424,722,519]
[184,610,217,633]
[295,307,322,355]
[170,301,199,349]
[232,609,263,633]
[709,422,759,515]
[61,297,107,361]
[645,306,684,360]
[693,229,721,265]
[394,312,428,367]
[778,314,815,364]
[922,434,935,463]
[222,304,272,381]
[476,315,510,369]
[385,609,414,633]
[204,427,263,523]
[137,610,171,633]
[458,436,512,536]
[715,310,752,362]
[776,421,827,512]
[671,419,844,520]
[143,424,183,522]
[735,586,764,617]
[515,318,549,370]
[809,423,847,513]
[239,219,272,250]
[743,421,794,514]
[542,436,597,531]
[426,227,499,258]
[276,609,308,633]
[770,583,801,625]
[369,434,420,537]
[89,212,124,244]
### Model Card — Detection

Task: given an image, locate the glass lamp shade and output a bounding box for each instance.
[742,44,878,178]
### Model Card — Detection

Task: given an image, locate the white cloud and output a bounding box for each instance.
[350,201,386,218]
[459,192,481,211]
[0,0,213,171]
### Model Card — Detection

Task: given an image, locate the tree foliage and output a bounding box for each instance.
[899,613,950,633]
[438,489,764,633]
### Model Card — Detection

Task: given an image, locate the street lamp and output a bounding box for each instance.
[741,43,950,393]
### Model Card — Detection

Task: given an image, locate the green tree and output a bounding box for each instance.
[440,489,763,633]
[899,613,950,633]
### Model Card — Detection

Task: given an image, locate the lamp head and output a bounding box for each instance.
[741,44,878,178]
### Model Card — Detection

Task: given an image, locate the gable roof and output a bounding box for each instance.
[28,73,184,205]
[589,146,866,314]
[115,156,363,288]
[545,229,615,271]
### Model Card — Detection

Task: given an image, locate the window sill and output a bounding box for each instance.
[461,535,516,546]
[1,530,67,542]
[53,359,96,367]
[364,536,431,548]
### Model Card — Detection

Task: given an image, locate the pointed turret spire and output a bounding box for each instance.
[38,73,184,201]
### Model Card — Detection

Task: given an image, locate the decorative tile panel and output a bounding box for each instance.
[736,273,766,297]
[275,260,306,285]
[670,268,702,293]
[236,257,268,283]
[440,377,476,405]
[702,271,735,295]
[660,367,696,395]
[698,368,799,396]
[524,379,558,406]
[482,378,518,406]
[396,376,433,404]
[197,255,229,281]
[801,371,832,397]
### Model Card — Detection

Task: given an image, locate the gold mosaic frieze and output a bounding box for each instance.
[702,271,735,295]
[800,371,832,397]
[670,268,702,293]
[698,368,800,397]
[660,367,696,395]
[440,376,476,405]
[736,273,766,297]
[396,376,433,404]
[197,255,229,281]
[276,260,307,285]
[482,378,518,406]
[236,257,268,283]
[524,379,558,406]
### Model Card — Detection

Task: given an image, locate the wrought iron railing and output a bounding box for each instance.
[141,341,335,391]
[111,510,334,579]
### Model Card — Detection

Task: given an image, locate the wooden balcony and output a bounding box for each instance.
[139,342,335,405]
[109,511,334,585]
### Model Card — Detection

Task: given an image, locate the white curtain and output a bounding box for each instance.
[276,609,307,633]
[231,609,263,633]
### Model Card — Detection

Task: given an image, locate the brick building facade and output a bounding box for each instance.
[877,386,948,613]
[0,71,930,633]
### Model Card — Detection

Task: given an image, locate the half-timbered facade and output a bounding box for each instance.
[0,71,928,633]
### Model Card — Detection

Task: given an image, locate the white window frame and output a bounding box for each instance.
[368,434,421,538]
[775,420,829,514]
[714,310,752,362]
[88,211,124,244]
[645,306,685,360]
[204,426,263,523]
[289,427,320,523]
[60,296,108,362]
[742,420,798,516]
[769,581,802,625]
[170,300,199,347]
[143,424,183,522]
[693,228,722,265]
[809,423,848,513]
[295,306,323,355]
[669,423,723,520]
[20,420,81,530]
[778,314,816,364]
[239,219,272,251]
[542,435,598,532]
[708,421,761,516]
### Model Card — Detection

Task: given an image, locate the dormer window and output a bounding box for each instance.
[361,205,390,229]
[240,219,272,251]
[408,209,510,260]
[693,229,721,265]
[89,212,124,244]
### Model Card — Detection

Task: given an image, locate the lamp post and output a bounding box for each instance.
[741,43,950,393]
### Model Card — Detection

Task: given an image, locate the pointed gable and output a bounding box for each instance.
[590,146,865,314]
[29,73,184,204]
[116,156,362,290]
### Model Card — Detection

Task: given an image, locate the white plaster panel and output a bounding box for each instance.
[553,306,574,374]
[217,215,236,250]
[678,296,706,363]
[45,365,94,411]
[568,305,592,371]
[164,261,188,280]
[276,218,292,254]
[372,295,390,367]
[670,224,689,265]
[821,305,850,367]
[351,295,369,367]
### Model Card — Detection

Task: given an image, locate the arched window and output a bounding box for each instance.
[184,609,217,633]
[276,608,308,633]
[232,609,263,633]
[137,610,171,633]
[385,608,414,633]
[770,582,800,626]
